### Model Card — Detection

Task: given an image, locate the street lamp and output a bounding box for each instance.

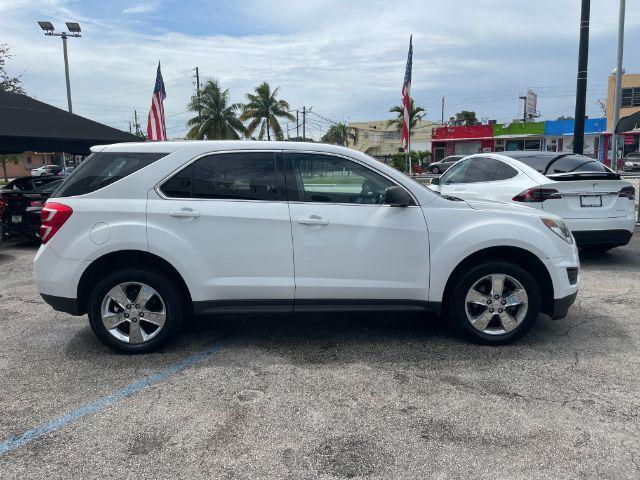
[37,20,82,113]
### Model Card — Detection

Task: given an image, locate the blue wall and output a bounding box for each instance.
[544,118,606,135]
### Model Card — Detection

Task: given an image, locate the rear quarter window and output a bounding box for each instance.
[53,152,167,197]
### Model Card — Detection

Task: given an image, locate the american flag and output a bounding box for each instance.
[401,35,413,151]
[147,62,167,141]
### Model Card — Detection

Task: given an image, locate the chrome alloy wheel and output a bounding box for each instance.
[100,282,166,344]
[464,274,528,335]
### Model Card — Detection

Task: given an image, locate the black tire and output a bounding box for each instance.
[447,261,541,345]
[87,268,185,353]
[430,166,440,174]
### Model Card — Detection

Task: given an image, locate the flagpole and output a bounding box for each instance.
[407,130,411,175]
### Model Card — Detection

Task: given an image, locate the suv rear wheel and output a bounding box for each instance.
[87,268,185,353]
[447,261,541,345]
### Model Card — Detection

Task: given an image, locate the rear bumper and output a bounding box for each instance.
[572,229,633,247]
[551,291,578,320]
[40,293,83,316]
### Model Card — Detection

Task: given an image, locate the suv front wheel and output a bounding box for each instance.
[87,268,185,353]
[447,261,541,345]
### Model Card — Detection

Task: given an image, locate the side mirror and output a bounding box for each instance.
[430,177,440,186]
[383,186,413,207]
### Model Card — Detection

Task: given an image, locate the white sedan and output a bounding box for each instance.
[429,151,636,252]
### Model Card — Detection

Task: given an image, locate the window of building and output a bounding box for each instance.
[621,88,640,108]
[290,153,396,204]
[524,139,542,150]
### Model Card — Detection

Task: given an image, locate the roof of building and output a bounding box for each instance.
[0,92,139,154]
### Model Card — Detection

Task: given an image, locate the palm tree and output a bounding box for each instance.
[186,79,245,139]
[387,99,426,133]
[240,82,295,141]
[321,122,359,147]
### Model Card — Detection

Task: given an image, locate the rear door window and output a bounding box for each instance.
[54,152,167,197]
[494,161,519,181]
[160,151,286,201]
[463,157,499,183]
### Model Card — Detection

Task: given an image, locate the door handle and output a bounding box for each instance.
[297,216,329,226]
[169,209,201,218]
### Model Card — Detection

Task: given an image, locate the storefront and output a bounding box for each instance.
[492,122,545,152]
[543,118,606,158]
[431,125,494,161]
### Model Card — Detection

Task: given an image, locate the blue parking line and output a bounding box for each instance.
[0,342,223,456]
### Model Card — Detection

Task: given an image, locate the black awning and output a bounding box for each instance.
[615,110,640,134]
[0,92,140,155]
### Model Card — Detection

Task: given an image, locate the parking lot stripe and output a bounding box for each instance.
[0,342,223,456]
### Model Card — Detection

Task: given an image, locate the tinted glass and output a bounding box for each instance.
[55,152,166,197]
[440,158,471,184]
[161,163,192,198]
[463,157,499,183]
[192,152,285,201]
[290,153,395,204]
[515,154,610,175]
[494,161,518,181]
[546,155,610,175]
[35,180,64,193]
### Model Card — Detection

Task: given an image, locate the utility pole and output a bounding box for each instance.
[441,97,445,124]
[134,108,140,136]
[193,67,201,117]
[611,0,626,173]
[573,0,591,155]
[302,106,306,141]
[296,110,299,139]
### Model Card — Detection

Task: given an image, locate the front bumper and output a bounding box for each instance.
[551,291,578,320]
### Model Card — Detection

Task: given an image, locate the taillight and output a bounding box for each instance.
[29,200,45,208]
[513,188,562,202]
[619,186,635,200]
[39,202,73,244]
[0,197,5,215]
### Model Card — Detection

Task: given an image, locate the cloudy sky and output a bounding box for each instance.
[1,0,639,139]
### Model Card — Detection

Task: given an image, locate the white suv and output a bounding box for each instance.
[34,141,580,353]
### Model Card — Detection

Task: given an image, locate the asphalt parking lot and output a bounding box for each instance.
[1,230,639,479]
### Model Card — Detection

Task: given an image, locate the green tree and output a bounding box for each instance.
[240,82,295,140]
[185,79,245,139]
[387,99,426,133]
[321,122,359,147]
[449,110,479,126]
[0,44,25,94]
[0,154,21,182]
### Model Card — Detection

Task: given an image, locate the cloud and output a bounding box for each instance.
[2,0,640,138]
[122,2,160,15]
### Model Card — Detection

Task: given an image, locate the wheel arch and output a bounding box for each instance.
[441,246,554,317]
[77,250,193,316]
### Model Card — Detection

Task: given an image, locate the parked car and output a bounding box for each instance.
[624,152,640,172]
[1,178,63,241]
[1,175,61,193]
[30,164,63,177]
[34,142,579,353]
[428,155,466,174]
[429,152,635,251]
[58,166,75,178]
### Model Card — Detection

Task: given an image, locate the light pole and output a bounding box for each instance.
[37,21,81,114]
[611,0,626,173]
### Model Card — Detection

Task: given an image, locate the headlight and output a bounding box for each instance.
[541,217,574,244]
